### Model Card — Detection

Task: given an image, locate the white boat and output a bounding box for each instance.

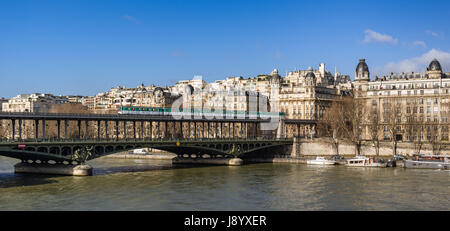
[307,156,337,165]
[404,155,450,169]
[346,156,387,167]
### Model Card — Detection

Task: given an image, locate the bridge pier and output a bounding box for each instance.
[14,162,93,176]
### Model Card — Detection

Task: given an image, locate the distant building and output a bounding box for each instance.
[354,58,450,141]
[1,93,69,113]
[0,98,8,111]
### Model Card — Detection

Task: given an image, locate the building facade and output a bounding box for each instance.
[2,93,69,113]
[354,58,450,142]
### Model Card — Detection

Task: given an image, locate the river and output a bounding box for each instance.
[0,156,449,210]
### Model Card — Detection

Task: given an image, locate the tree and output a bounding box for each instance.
[368,105,381,156]
[341,95,365,156]
[383,98,402,157]
[317,96,353,156]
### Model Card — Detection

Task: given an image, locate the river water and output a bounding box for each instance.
[0,156,449,211]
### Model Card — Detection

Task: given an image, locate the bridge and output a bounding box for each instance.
[0,112,315,175]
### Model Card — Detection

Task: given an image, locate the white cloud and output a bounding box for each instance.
[411,41,427,49]
[363,29,398,45]
[382,49,450,74]
[426,30,442,38]
[122,14,140,24]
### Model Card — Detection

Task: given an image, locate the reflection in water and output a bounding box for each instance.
[0,156,449,211]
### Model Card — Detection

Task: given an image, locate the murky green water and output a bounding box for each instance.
[0,156,449,210]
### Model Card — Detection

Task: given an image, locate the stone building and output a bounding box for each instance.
[0,98,8,111]
[2,93,69,113]
[354,58,450,142]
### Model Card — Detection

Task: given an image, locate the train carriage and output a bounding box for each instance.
[118,106,285,119]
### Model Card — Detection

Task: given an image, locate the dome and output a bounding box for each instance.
[356,59,369,73]
[428,59,442,71]
[305,71,316,79]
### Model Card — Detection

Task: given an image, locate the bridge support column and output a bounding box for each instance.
[64,120,68,139]
[42,119,46,139]
[97,120,101,139]
[133,121,136,139]
[85,120,89,139]
[194,122,197,139]
[14,162,93,176]
[291,137,300,157]
[78,120,81,139]
[115,120,119,140]
[57,120,61,139]
[35,120,39,139]
[141,121,144,139]
[123,121,127,139]
[149,121,153,139]
[105,121,109,140]
[11,119,15,140]
[18,119,22,140]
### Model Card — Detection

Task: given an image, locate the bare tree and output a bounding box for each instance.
[317,96,354,156]
[339,95,365,156]
[368,105,381,156]
[383,98,402,157]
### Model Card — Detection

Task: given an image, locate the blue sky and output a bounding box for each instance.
[1,0,450,97]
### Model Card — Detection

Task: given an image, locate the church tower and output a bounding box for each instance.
[354,59,370,97]
[355,59,370,82]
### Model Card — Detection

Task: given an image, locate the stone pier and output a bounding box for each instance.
[14,162,93,176]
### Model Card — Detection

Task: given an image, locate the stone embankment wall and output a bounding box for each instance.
[293,138,450,157]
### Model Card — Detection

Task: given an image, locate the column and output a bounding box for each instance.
[18,119,22,140]
[85,120,89,139]
[150,121,153,139]
[78,120,81,139]
[115,120,119,140]
[194,122,197,139]
[64,120,68,139]
[97,120,101,139]
[105,121,109,140]
[157,121,160,138]
[123,121,127,139]
[11,119,15,140]
[42,119,46,139]
[141,121,144,139]
[35,120,39,139]
[133,121,136,139]
[57,120,61,139]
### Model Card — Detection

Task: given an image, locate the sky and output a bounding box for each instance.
[1,0,450,98]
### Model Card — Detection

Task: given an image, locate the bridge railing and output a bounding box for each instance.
[0,137,292,143]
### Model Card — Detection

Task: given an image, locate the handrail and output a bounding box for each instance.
[0,137,293,143]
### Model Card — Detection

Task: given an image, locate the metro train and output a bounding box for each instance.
[118,106,285,119]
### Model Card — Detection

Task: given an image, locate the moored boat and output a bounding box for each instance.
[346,156,387,167]
[307,156,337,165]
[404,154,450,170]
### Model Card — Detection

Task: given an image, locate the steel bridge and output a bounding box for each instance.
[0,138,293,165]
[0,112,315,166]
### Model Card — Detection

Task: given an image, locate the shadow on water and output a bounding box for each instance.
[92,163,227,176]
[0,173,59,189]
